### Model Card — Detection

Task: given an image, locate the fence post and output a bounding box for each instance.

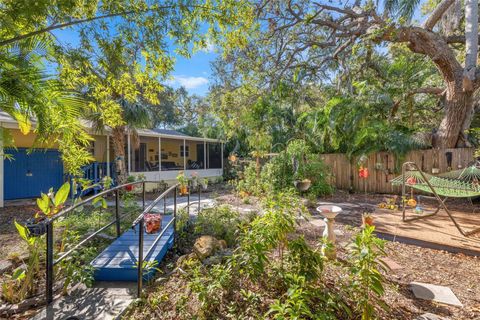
[137,218,144,298]
[46,222,54,304]
[115,189,121,237]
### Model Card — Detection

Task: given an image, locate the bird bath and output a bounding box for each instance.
[316,205,342,259]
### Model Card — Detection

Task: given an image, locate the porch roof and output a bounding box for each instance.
[0,111,222,143]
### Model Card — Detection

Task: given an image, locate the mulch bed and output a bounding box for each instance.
[2,189,480,319]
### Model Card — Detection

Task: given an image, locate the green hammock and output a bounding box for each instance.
[391,161,480,237]
[390,168,480,198]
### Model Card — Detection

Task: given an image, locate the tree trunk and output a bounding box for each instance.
[112,126,127,184]
[435,81,473,147]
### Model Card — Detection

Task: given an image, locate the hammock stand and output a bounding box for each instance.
[391,161,480,237]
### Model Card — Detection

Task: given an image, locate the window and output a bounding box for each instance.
[180,145,189,157]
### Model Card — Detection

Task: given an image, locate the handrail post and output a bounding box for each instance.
[163,194,166,214]
[187,185,190,214]
[142,181,146,210]
[173,187,177,245]
[115,189,121,237]
[137,218,144,298]
[46,222,54,304]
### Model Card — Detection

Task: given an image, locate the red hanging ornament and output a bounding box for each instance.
[358,166,369,179]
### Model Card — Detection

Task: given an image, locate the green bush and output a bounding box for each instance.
[194,205,241,246]
[262,139,334,197]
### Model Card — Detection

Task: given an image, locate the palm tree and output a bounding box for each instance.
[87,98,152,184]
[0,35,92,174]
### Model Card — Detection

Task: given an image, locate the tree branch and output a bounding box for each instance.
[390,87,445,117]
[0,4,223,47]
[423,0,455,30]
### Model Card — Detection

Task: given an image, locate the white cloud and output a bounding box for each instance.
[200,40,216,53]
[169,75,209,89]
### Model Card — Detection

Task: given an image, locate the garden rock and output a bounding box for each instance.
[217,239,227,249]
[176,253,197,268]
[202,255,222,266]
[0,260,13,273]
[193,235,224,260]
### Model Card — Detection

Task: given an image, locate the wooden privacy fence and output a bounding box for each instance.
[320,148,476,194]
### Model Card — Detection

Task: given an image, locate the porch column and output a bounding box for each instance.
[204,140,207,170]
[183,139,186,171]
[127,132,131,173]
[106,135,110,177]
[158,137,161,173]
[221,142,224,170]
[0,125,4,208]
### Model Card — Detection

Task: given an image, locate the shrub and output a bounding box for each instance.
[261,139,334,197]
[194,205,241,246]
[347,226,388,320]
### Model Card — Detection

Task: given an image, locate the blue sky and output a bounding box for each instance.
[53,28,216,97]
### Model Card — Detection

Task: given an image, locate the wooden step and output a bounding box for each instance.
[91,215,174,281]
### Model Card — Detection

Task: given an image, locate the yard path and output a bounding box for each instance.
[30,282,135,320]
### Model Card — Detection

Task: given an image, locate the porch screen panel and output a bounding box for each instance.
[207,142,222,169]
[185,140,205,170]
[130,136,159,172]
[160,138,184,171]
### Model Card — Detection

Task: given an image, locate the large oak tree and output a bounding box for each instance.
[240,0,479,148]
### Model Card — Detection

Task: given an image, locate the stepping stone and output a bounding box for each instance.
[410,282,463,307]
[380,257,402,271]
[415,313,448,320]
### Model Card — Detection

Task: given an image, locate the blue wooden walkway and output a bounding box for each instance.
[91,215,174,281]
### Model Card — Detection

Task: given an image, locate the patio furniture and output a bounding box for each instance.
[390,161,480,237]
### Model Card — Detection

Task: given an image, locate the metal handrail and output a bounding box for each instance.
[45,180,164,304]
[134,183,203,298]
[48,180,159,223]
[143,218,175,260]
[131,183,179,228]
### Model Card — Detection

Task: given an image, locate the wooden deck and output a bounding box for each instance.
[91,215,174,281]
[371,207,480,255]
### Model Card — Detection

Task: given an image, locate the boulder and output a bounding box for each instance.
[193,235,225,260]
[176,253,198,268]
[217,240,227,250]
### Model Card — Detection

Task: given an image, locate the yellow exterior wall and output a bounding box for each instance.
[160,139,202,166]
[9,129,59,149]
[7,129,110,163]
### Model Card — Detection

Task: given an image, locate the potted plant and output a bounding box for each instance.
[200,178,209,190]
[125,175,136,191]
[176,171,189,195]
[293,157,312,192]
[362,212,374,227]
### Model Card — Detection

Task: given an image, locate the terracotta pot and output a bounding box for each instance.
[180,185,188,195]
[363,216,374,226]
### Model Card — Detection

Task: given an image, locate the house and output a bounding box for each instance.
[0,112,224,207]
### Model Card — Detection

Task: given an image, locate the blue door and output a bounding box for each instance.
[4,148,64,200]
